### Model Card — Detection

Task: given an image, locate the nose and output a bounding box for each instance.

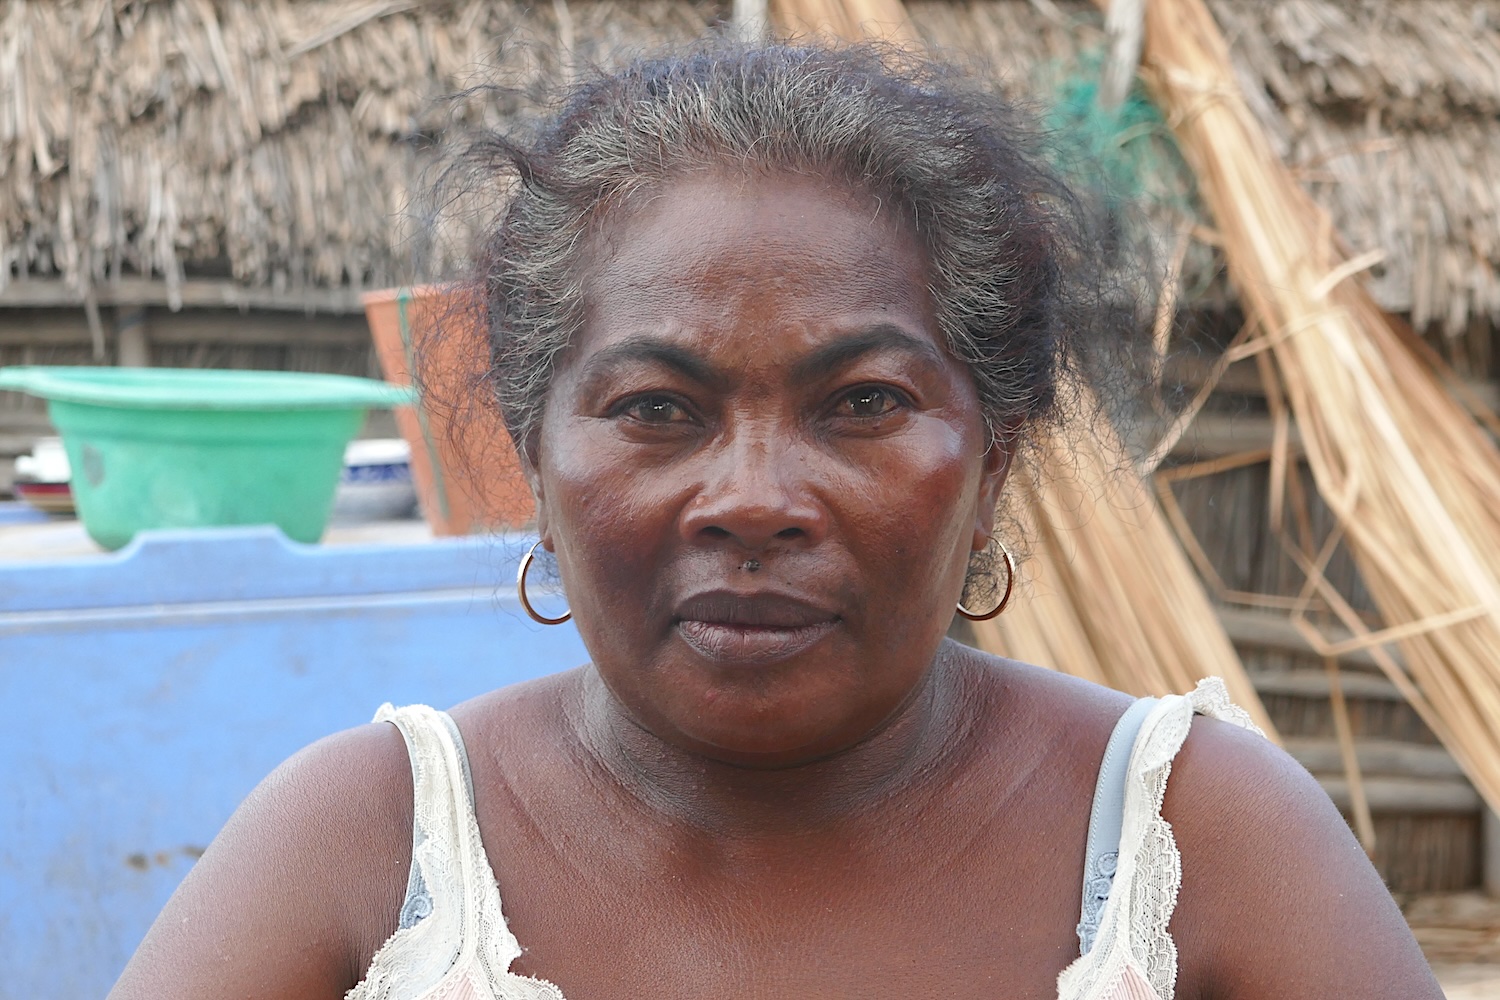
[678,427,828,553]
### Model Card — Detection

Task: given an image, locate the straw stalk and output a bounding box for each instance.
[1106,0,1500,812]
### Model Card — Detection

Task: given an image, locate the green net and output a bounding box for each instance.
[1039,45,1196,220]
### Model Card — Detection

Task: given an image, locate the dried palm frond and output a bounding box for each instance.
[975,411,1267,724]
[1105,0,1500,811]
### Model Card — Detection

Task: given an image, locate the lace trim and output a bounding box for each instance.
[1184,676,1263,738]
[348,705,565,1000]
[1056,678,1262,1000]
[353,683,1262,1000]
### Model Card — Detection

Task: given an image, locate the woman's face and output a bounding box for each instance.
[533,171,1008,767]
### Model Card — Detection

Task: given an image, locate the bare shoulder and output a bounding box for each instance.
[952,641,1136,755]
[943,643,1151,841]
[1165,713,1443,999]
[248,718,414,838]
[446,667,584,757]
[239,718,417,920]
[110,720,416,1000]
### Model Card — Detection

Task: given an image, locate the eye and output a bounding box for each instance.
[616,394,689,424]
[836,385,906,418]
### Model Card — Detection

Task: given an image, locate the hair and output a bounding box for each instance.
[429,40,1134,475]
[418,39,1152,610]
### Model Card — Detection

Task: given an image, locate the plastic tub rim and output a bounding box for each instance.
[0,366,415,411]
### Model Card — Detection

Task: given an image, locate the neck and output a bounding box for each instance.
[569,641,982,837]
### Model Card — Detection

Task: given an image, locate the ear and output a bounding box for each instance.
[971,441,1012,552]
[522,442,554,553]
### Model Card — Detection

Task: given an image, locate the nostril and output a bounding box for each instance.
[775,527,803,540]
[702,526,732,540]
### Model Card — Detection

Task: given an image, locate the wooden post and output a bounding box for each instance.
[115,306,149,367]
[734,0,769,40]
[1484,806,1500,897]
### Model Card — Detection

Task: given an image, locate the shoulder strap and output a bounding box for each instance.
[377,704,481,931]
[1059,680,1264,1000]
[353,704,532,999]
[1076,696,1159,956]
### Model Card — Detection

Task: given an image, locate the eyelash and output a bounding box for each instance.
[608,384,913,428]
[611,393,692,425]
[833,384,911,419]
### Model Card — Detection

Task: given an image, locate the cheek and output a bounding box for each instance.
[537,416,684,607]
[835,417,983,581]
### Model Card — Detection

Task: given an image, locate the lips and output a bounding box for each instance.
[673,591,839,665]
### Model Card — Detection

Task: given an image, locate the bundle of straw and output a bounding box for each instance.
[1106,0,1500,810]
[976,417,1265,717]
[764,0,1276,737]
[769,0,917,44]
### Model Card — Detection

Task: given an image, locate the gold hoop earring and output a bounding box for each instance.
[517,539,571,625]
[956,541,1016,622]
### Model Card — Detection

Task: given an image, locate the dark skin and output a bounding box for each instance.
[110,171,1443,999]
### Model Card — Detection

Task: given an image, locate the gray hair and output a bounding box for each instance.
[443,42,1113,468]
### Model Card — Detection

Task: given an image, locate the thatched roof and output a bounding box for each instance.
[2,0,1497,345]
[0,0,721,305]
[910,0,1500,344]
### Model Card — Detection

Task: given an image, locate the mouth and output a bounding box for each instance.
[673,591,840,666]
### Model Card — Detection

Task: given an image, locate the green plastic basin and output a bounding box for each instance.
[0,367,415,550]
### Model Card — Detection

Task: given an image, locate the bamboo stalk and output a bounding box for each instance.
[1105,0,1500,811]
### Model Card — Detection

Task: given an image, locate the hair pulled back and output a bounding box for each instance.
[448,41,1114,468]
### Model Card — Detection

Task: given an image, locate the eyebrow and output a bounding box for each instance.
[574,324,946,390]
[575,337,726,390]
[787,325,947,384]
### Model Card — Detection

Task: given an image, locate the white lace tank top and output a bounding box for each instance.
[347,678,1260,1000]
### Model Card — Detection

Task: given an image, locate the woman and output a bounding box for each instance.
[111,44,1443,1000]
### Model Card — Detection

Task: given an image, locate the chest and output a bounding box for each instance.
[481,792,1095,999]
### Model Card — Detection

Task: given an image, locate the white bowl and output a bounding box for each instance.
[331,438,417,523]
[14,437,71,484]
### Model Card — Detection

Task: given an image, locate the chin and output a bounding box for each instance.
[591,629,936,766]
[657,669,904,767]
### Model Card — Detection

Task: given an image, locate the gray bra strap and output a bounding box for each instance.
[437,710,479,805]
[1076,696,1159,956]
[391,709,479,930]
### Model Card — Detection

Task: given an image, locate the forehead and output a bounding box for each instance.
[575,171,939,360]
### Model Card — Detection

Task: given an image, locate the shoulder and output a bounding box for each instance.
[111,718,419,998]
[1163,706,1443,999]
[943,641,1143,815]
[202,719,421,960]
[950,639,1136,749]
[250,717,417,876]
[256,716,414,816]
[1163,705,1350,880]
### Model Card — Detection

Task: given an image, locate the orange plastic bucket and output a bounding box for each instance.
[362,286,535,535]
